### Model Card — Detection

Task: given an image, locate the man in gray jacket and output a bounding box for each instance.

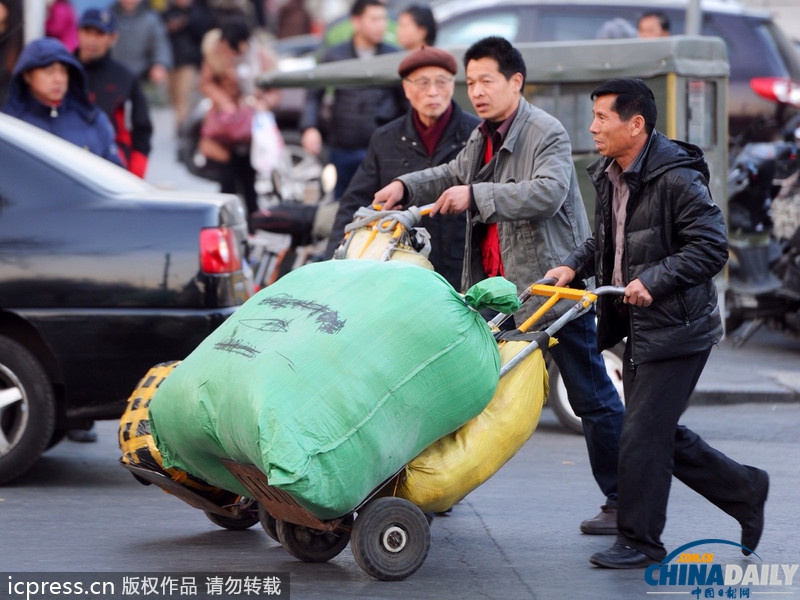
[375,36,625,534]
[110,0,173,86]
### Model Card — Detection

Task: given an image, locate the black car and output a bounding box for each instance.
[0,114,252,484]
[434,0,800,148]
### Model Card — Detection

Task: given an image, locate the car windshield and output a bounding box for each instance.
[1,114,153,196]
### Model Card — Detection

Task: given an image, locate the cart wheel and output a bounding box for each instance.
[350,497,430,581]
[275,518,352,563]
[258,505,279,542]
[204,499,259,530]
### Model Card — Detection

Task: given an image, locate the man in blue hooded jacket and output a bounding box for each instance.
[2,37,123,166]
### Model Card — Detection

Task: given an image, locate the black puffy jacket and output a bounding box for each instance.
[565,131,727,364]
[299,40,406,150]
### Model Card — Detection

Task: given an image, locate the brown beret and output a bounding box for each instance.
[398,46,458,79]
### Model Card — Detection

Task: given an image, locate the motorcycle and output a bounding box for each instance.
[725,77,800,346]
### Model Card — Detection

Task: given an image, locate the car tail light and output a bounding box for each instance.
[750,77,800,108]
[200,227,242,274]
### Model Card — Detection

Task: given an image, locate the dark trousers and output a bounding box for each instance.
[617,345,760,560]
[548,310,625,505]
[220,148,258,230]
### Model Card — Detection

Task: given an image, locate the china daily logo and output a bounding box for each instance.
[645,539,798,597]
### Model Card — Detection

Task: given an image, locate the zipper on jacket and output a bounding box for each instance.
[676,292,691,327]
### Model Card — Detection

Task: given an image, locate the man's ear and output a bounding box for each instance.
[512,71,524,93]
[629,114,646,137]
[110,32,119,47]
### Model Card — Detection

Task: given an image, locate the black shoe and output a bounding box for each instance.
[740,467,769,556]
[580,505,618,535]
[590,543,658,569]
[67,429,98,443]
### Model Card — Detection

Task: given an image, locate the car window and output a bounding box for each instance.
[538,8,635,41]
[730,20,790,80]
[437,10,521,46]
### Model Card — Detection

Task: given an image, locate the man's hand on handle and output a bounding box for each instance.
[623,279,653,307]
[544,266,576,287]
[430,186,471,216]
[373,180,406,210]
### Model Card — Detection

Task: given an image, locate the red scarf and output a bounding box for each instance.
[480,138,504,277]
[414,103,453,157]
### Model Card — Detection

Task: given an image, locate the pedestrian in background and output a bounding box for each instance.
[45,0,79,52]
[2,37,122,167]
[198,12,276,228]
[375,37,625,536]
[325,46,479,289]
[299,0,406,201]
[77,7,154,178]
[110,0,173,89]
[276,0,312,39]
[546,78,768,568]
[396,4,436,50]
[637,10,671,38]
[0,0,24,106]
[162,0,214,129]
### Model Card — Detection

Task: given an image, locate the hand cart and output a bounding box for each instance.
[120,206,625,581]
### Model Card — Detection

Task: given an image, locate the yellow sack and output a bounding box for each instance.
[336,206,435,270]
[395,341,548,513]
[342,228,434,269]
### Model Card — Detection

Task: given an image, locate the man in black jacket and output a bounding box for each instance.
[299,0,405,200]
[546,78,769,568]
[324,46,480,288]
[76,7,153,178]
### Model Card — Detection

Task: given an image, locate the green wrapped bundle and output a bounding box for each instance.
[149,259,506,519]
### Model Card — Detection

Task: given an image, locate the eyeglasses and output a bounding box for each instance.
[404,76,455,91]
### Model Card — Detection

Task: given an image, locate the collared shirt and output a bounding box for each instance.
[605,160,629,287]
[477,107,518,155]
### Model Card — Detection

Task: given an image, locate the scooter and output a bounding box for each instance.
[725,77,800,346]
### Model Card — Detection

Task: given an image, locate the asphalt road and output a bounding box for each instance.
[1,402,798,600]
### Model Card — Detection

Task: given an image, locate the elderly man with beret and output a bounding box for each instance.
[324,46,480,288]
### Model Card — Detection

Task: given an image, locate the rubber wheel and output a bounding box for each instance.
[204,499,259,530]
[275,517,352,563]
[0,336,56,484]
[258,505,279,542]
[547,343,626,435]
[350,497,431,581]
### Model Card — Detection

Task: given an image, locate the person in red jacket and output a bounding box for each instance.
[76,8,153,178]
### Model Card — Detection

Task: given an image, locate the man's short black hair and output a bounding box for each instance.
[591,78,657,133]
[638,10,671,33]
[219,14,251,50]
[463,36,526,88]
[350,0,387,17]
[401,5,437,46]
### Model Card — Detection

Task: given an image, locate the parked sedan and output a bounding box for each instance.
[0,114,252,484]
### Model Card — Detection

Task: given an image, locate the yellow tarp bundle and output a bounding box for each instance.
[342,227,434,269]
[396,340,548,513]
[336,206,435,270]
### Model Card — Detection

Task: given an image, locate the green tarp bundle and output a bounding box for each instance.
[149,259,508,519]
